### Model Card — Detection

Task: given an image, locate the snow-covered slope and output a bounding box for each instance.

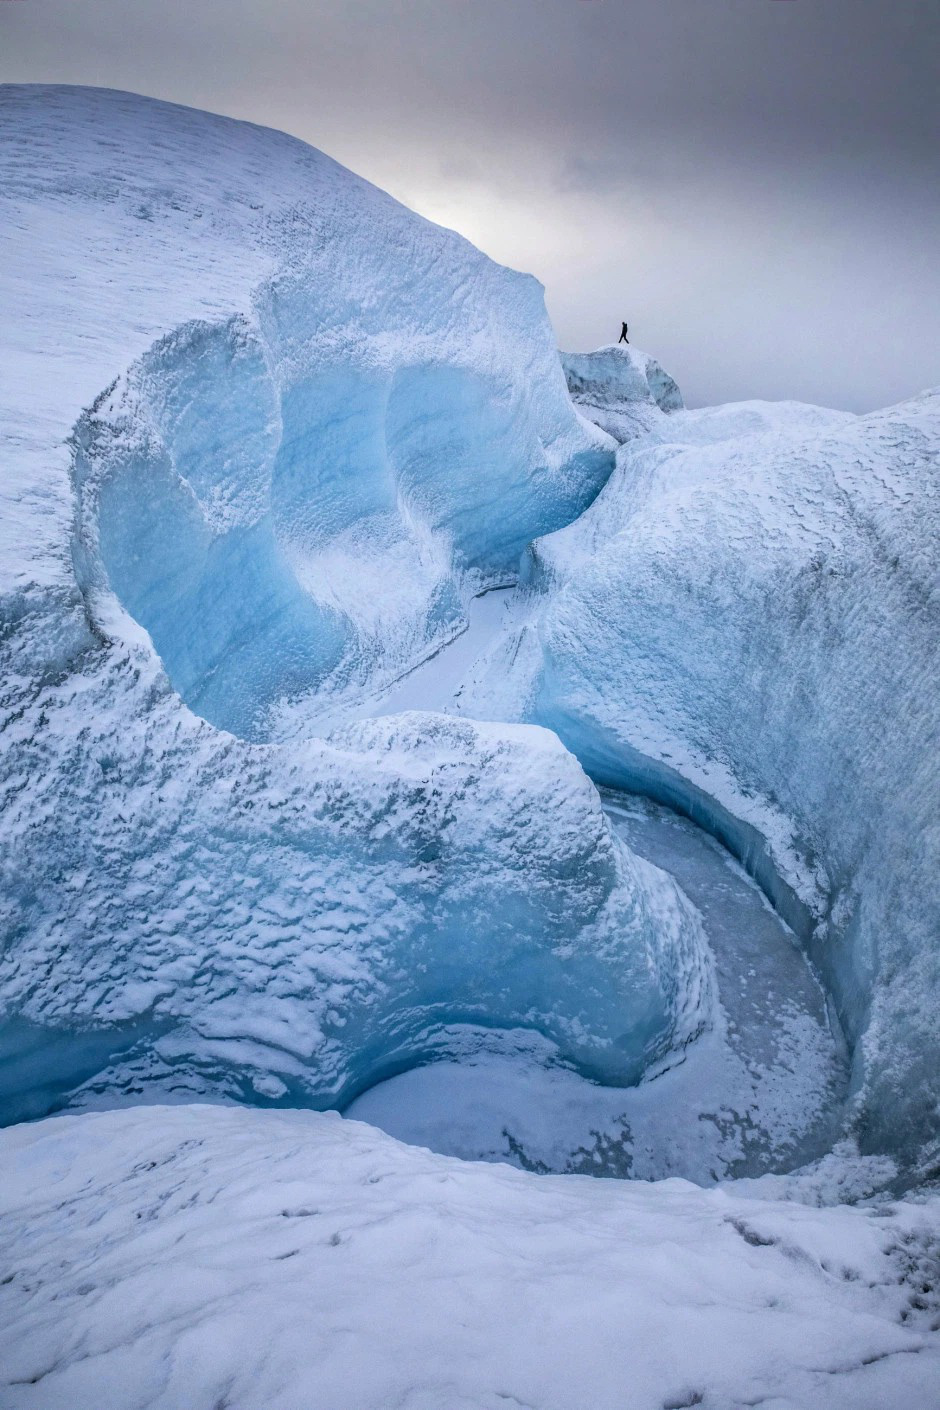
[0,86,708,1120]
[512,386,940,1174]
[2,1105,939,1410]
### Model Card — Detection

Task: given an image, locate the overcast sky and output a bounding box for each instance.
[2,0,937,409]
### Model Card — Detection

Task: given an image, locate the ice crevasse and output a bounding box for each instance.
[0,86,713,1120]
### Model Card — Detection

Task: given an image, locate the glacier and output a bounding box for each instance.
[424,346,940,1182]
[0,86,711,1125]
[1,84,939,1410]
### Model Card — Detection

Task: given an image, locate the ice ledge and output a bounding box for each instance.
[562,343,685,414]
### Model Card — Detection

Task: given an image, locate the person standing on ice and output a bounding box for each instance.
[618,321,629,344]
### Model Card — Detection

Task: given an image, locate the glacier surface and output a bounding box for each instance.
[2,1104,940,1410]
[517,386,940,1173]
[444,347,939,1178]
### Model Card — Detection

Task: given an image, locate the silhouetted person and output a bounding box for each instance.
[618,321,629,344]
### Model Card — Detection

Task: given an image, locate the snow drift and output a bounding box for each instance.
[2,1104,939,1410]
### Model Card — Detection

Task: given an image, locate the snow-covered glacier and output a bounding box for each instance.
[3,1104,940,1410]
[2,85,939,1410]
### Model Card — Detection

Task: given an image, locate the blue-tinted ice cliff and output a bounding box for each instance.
[0,87,712,1123]
[485,346,939,1174]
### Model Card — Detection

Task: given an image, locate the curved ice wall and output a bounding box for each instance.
[0,87,712,1123]
[519,370,940,1175]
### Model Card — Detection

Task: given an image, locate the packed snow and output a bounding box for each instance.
[1,84,939,1410]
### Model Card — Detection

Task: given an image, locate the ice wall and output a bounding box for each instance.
[521,387,940,1173]
[0,674,712,1122]
[0,87,707,1122]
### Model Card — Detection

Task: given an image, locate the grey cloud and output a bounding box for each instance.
[1,0,937,409]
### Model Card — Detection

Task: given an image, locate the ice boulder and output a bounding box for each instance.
[561,343,684,441]
[520,388,940,1174]
[0,87,709,1122]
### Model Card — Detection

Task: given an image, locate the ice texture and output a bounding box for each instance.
[511,385,940,1174]
[0,86,710,1121]
[348,791,849,1182]
[2,83,940,1410]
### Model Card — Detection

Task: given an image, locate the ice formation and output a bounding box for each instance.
[561,342,684,441]
[0,86,710,1124]
[2,84,939,1409]
[510,386,940,1174]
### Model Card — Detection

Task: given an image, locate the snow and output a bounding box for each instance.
[271,583,526,738]
[1,1104,939,1410]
